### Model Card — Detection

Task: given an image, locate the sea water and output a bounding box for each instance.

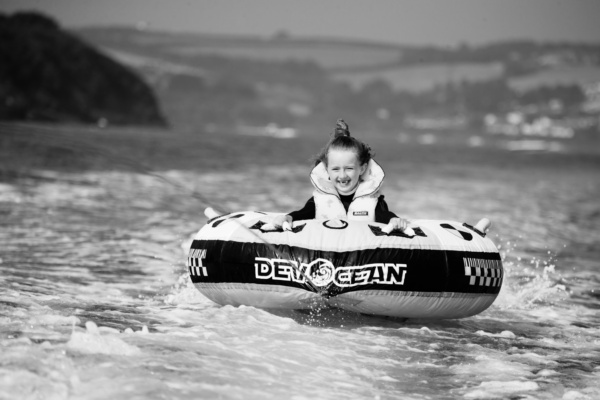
[1,140,599,400]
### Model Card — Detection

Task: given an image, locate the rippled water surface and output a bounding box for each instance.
[1,127,600,400]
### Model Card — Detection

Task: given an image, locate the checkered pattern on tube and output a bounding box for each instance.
[463,257,502,287]
[187,248,207,277]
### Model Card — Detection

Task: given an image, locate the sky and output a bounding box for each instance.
[1,0,600,46]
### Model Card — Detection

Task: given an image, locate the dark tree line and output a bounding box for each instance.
[0,12,166,126]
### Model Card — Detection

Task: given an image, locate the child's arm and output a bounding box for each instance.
[272,198,316,229]
[375,195,398,223]
[288,198,316,221]
[376,196,410,232]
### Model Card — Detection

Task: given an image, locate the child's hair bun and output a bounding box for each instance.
[315,118,372,166]
[333,118,351,138]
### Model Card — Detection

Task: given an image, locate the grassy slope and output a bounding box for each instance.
[76,27,600,93]
[75,28,404,71]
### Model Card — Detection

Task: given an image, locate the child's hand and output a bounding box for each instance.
[272,214,293,231]
[382,217,410,234]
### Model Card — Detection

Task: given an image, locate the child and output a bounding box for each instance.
[272,119,409,233]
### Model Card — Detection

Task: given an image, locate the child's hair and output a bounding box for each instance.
[314,119,374,166]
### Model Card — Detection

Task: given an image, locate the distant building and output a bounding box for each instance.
[484,113,575,138]
[582,82,600,114]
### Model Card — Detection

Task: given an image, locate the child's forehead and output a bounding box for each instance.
[327,148,360,163]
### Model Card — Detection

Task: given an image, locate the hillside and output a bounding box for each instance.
[74,26,600,132]
[0,12,166,126]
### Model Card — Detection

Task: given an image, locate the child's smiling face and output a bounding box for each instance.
[326,148,367,195]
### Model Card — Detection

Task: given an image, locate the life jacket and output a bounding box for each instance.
[310,159,385,222]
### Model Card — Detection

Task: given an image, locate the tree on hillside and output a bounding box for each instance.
[517,84,585,110]
[460,79,515,113]
[0,11,166,126]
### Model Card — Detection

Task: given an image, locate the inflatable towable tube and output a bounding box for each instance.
[187,210,503,319]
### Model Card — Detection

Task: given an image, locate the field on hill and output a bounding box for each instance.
[167,43,402,70]
[332,62,505,92]
[76,28,600,103]
[77,28,404,70]
[508,65,600,91]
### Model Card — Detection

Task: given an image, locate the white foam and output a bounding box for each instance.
[562,390,593,400]
[164,273,211,306]
[464,380,538,398]
[67,321,141,356]
[475,330,516,339]
[0,369,70,400]
[30,314,80,326]
[536,369,559,377]
[451,354,534,381]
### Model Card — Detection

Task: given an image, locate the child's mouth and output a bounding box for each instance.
[337,179,351,187]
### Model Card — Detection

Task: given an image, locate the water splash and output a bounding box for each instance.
[67,321,143,356]
[494,236,569,310]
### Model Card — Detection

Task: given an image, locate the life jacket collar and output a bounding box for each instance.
[310,159,385,198]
